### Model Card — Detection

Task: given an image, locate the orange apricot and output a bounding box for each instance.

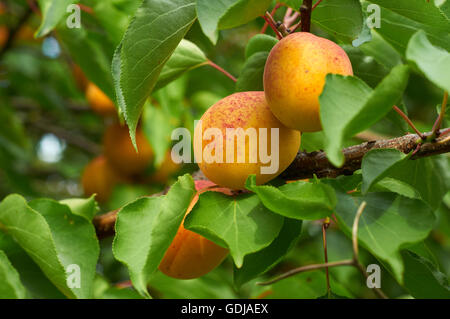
[103,123,154,177]
[264,32,353,132]
[81,155,125,203]
[85,82,117,117]
[194,91,301,190]
[159,180,231,279]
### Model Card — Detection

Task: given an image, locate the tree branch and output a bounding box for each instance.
[300,0,313,32]
[0,7,32,60]
[93,129,450,238]
[281,129,450,180]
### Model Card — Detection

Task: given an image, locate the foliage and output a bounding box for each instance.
[0,0,448,299]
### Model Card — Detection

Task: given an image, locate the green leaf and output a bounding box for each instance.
[57,15,116,99]
[359,30,402,70]
[154,39,208,91]
[60,195,99,221]
[236,52,268,92]
[149,269,237,298]
[113,0,196,147]
[320,64,410,167]
[0,195,100,298]
[36,0,79,37]
[112,174,196,297]
[387,157,449,211]
[402,250,450,299]
[406,30,450,93]
[0,232,65,299]
[218,0,272,30]
[185,191,284,268]
[196,0,234,44]
[142,102,174,166]
[233,218,302,288]
[91,0,134,45]
[246,176,336,220]
[0,250,27,299]
[312,0,364,44]
[266,272,329,299]
[343,45,389,88]
[361,149,410,194]
[197,0,271,44]
[245,34,278,59]
[366,0,450,55]
[334,191,435,283]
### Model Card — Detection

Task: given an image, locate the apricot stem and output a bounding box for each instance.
[312,0,324,11]
[393,105,426,139]
[261,3,281,34]
[262,12,283,39]
[207,60,237,82]
[430,91,448,140]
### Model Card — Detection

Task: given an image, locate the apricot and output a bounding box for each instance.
[194,91,301,190]
[81,155,125,203]
[150,151,182,183]
[72,64,88,91]
[158,180,231,279]
[85,82,117,117]
[0,26,8,47]
[264,32,353,132]
[103,123,154,177]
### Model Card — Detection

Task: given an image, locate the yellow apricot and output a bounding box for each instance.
[103,123,154,177]
[81,155,125,203]
[264,32,353,132]
[85,82,117,117]
[158,180,230,279]
[194,91,301,190]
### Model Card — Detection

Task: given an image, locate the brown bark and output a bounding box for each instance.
[93,129,450,238]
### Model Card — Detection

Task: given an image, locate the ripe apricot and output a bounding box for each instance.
[0,26,8,47]
[150,151,182,183]
[81,155,125,203]
[264,32,353,132]
[103,123,154,177]
[194,91,301,190]
[158,180,231,279]
[71,64,88,91]
[85,82,117,117]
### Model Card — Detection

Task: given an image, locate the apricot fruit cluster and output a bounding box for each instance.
[194,32,352,190]
[78,75,179,202]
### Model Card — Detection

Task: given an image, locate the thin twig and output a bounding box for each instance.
[0,7,32,60]
[26,0,41,16]
[431,91,448,139]
[351,201,388,299]
[207,60,237,82]
[283,8,300,29]
[263,12,283,39]
[257,260,355,286]
[261,3,281,34]
[28,120,101,155]
[351,201,366,260]
[392,105,425,139]
[312,0,324,11]
[322,219,330,294]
